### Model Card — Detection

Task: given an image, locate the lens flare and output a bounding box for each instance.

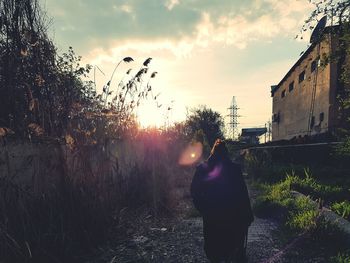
[206,164,223,181]
[178,142,203,166]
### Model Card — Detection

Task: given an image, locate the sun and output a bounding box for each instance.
[137,103,167,128]
[136,98,186,128]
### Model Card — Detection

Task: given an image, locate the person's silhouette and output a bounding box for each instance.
[191,139,254,263]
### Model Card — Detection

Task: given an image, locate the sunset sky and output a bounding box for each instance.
[42,0,316,133]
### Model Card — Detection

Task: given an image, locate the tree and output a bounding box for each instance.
[0,0,160,142]
[0,0,95,137]
[184,106,225,147]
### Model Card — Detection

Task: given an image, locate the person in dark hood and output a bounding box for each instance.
[191,139,254,263]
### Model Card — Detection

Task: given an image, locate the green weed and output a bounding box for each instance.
[331,201,350,220]
[287,209,319,231]
[331,251,350,263]
[253,178,319,233]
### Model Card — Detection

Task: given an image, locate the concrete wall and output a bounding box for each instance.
[0,141,65,194]
[0,138,174,202]
[272,33,338,141]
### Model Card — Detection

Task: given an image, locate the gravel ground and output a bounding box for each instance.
[89,213,281,263]
[88,180,282,263]
[88,180,347,263]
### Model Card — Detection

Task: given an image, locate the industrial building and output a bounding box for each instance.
[271,26,340,141]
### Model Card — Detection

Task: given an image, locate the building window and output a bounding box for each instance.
[320,112,324,122]
[299,71,305,83]
[311,58,320,72]
[289,81,294,92]
[310,116,315,128]
[272,112,280,123]
[311,60,316,72]
[281,90,286,98]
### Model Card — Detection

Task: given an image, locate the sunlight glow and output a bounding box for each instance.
[137,103,167,128]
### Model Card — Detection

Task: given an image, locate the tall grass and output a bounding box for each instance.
[0,132,189,262]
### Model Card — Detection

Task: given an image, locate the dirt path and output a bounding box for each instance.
[89,213,280,263]
[89,181,283,263]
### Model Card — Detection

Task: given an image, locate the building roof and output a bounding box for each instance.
[271,26,338,97]
[241,128,267,137]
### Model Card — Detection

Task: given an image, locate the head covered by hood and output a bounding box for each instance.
[208,139,229,164]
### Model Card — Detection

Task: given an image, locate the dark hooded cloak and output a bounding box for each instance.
[191,149,253,262]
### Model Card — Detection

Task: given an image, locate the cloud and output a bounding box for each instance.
[43,0,313,58]
[192,0,313,50]
[194,12,281,49]
[120,4,133,13]
[43,0,201,53]
[165,0,180,10]
[39,0,317,130]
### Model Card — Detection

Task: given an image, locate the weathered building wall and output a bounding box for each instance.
[329,35,341,132]
[272,33,338,141]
